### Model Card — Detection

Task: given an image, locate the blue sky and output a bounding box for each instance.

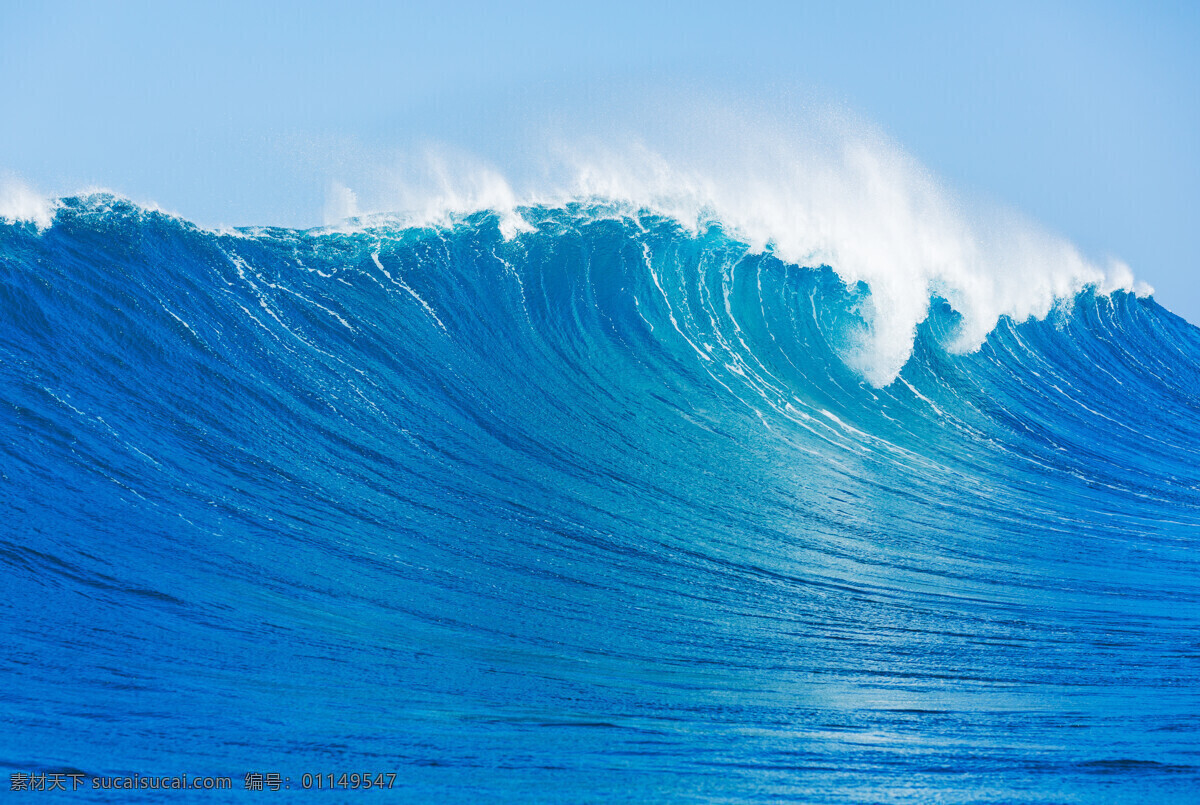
[3,1,1198,321]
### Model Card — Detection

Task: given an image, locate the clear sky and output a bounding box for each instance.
[3,1,1198,321]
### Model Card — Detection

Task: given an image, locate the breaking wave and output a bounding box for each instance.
[2,194,1198,802]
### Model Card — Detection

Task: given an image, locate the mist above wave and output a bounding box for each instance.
[0,176,57,230]
[323,101,1148,386]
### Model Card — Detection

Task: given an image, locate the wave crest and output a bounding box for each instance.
[322,111,1149,385]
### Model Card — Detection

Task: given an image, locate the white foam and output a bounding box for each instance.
[323,104,1144,385]
[0,176,57,230]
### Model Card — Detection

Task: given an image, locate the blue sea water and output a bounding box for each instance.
[2,195,1199,802]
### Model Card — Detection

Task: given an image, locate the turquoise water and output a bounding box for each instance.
[2,197,1199,801]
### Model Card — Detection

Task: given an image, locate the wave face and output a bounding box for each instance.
[3,197,1200,802]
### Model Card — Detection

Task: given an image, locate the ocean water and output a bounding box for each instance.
[2,195,1199,802]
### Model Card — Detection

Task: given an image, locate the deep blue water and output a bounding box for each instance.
[3,196,1200,802]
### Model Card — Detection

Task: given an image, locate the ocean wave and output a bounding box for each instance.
[318,113,1151,385]
[28,188,1152,385]
[2,190,1197,802]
